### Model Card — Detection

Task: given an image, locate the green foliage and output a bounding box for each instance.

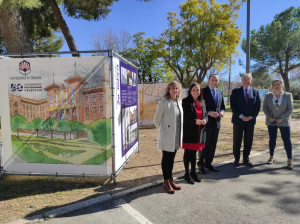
[11,115,26,132]
[151,0,242,87]
[57,119,71,133]
[122,32,173,83]
[32,117,44,131]
[241,6,300,92]
[82,149,112,165]
[26,122,33,131]
[42,117,57,131]
[70,121,84,131]
[87,119,111,146]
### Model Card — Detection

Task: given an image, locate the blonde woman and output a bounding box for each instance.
[153,81,183,194]
[263,79,293,169]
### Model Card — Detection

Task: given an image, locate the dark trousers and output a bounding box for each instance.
[161,150,177,180]
[198,126,220,166]
[233,122,254,162]
[268,125,292,159]
[184,149,197,175]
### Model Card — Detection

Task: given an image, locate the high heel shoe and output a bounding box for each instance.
[163,180,175,194]
[287,159,293,170]
[169,177,181,190]
[190,172,201,182]
[267,157,274,165]
[184,173,194,184]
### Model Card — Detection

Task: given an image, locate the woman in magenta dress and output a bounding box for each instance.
[182,83,208,184]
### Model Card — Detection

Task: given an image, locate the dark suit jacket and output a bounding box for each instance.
[203,86,225,128]
[182,95,208,144]
[230,86,261,125]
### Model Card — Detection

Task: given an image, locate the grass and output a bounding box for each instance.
[82,149,112,165]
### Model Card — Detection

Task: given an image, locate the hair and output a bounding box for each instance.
[272,79,283,86]
[208,74,219,79]
[162,81,182,100]
[242,73,252,79]
[187,82,204,106]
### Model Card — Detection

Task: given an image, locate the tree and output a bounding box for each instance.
[42,117,58,138]
[11,115,27,139]
[88,119,111,146]
[25,122,33,133]
[241,7,300,92]
[151,0,242,87]
[32,117,44,137]
[57,119,71,139]
[122,32,173,83]
[70,121,84,139]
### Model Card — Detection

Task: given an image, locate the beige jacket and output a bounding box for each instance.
[263,92,293,127]
[153,98,183,152]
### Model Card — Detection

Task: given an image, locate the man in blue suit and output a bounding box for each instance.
[197,74,225,173]
[230,73,261,167]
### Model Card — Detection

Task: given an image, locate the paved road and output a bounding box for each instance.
[44,146,300,224]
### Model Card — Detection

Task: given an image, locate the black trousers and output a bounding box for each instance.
[198,126,220,166]
[161,150,177,180]
[233,122,254,162]
[184,149,197,175]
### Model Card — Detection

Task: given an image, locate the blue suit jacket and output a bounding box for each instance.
[203,86,225,128]
[230,86,261,125]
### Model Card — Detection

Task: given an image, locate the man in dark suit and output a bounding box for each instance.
[197,74,225,173]
[230,73,261,167]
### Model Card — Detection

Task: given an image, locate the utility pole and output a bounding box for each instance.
[227,57,231,105]
[246,0,251,73]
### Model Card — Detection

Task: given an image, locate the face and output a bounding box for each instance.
[208,75,219,89]
[272,81,282,91]
[191,85,201,100]
[169,85,179,99]
[242,76,253,88]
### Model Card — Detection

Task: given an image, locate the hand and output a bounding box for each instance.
[219,111,224,117]
[241,116,248,122]
[209,111,219,118]
[201,119,207,125]
[195,119,201,125]
[247,116,253,121]
[276,119,282,124]
[270,118,276,122]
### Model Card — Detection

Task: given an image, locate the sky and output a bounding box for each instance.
[59,0,300,81]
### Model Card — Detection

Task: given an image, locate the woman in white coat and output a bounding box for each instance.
[153,81,183,194]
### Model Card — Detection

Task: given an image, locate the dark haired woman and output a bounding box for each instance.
[182,83,208,184]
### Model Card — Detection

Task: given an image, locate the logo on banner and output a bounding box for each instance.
[19,60,31,75]
[11,83,23,92]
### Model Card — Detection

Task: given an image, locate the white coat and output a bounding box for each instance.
[153,98,183,152]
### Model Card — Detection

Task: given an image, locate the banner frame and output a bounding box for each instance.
[0,50,139,182]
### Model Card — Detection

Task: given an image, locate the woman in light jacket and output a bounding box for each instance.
[153,81,183,194]
[263,79,294,169]
[182,83,208,184]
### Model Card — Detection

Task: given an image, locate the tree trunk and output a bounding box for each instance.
[51,130,53,138]
[64,132,66,139]
[282,72,290,92]
[36,130,39,138]
[0,7,33,53]
[48,0,79,57]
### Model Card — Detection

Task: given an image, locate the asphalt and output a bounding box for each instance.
[8,141,300,224]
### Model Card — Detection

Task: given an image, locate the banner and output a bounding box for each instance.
[112,58,139,173]
[0,57,112,176]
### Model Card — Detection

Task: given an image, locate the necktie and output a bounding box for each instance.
[212,89,217,104]
[245,88,249,104]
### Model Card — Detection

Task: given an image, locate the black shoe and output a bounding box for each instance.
[199,166,207,174]
[190,172,201,182]
[233,160,240,167]
[207,165,219,172]
[184,173,195,184]
[243,160,254,168]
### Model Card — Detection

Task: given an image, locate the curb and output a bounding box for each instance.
[8,143,298,224]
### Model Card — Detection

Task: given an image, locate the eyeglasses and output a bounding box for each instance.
[275,99,279,108]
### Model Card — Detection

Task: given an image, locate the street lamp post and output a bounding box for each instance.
[246,0,250,73]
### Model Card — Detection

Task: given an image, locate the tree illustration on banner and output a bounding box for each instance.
[32,117,44,137]
[70,121,84,139]
[43,117,58,138]
[57,119,71,139]
[11,115,27,139]
[25,122,33,133]
[88,119,111,146]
